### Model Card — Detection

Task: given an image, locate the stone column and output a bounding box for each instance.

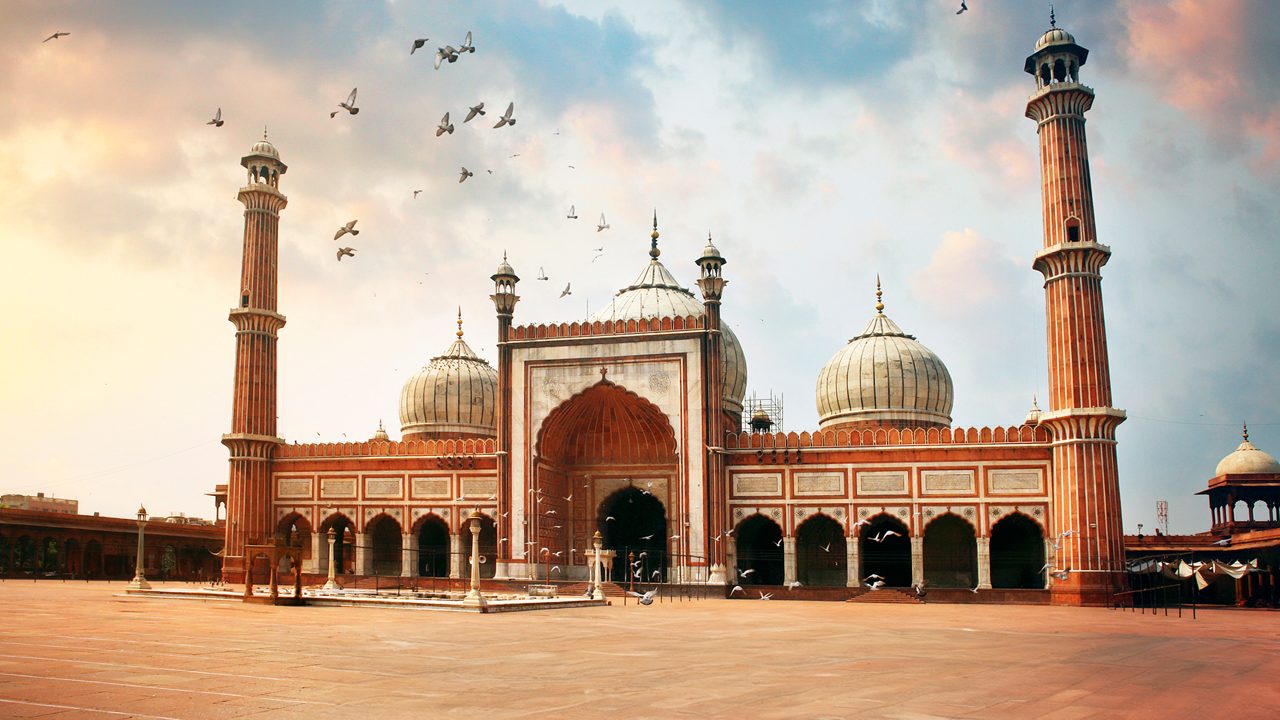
[910,536,924,587]
[449,533,463,579]
[463,511,487,608]
[725,541,737,582]
[591,531,605,601]
[846,540,861,587]
[1044,538,1055,589]
[305,533,321,574]
[353,532,369,576]
[323,528,340,590]
[977,537,992,589]
[401,532,417,578]
[783,537,797,586]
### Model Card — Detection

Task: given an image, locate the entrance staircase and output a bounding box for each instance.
[847,588,924,604]
[557,581,627,599]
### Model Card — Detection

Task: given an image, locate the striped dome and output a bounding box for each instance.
[591,255,747,413]
[399,319,497,439]
[816,305,953,430]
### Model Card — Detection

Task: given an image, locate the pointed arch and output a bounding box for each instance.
[795,513,846,586]
[859,513,911,587]
[923,512,977,588]
[734,513,784,585]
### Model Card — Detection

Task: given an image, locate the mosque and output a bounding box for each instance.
[218,24,1129,605]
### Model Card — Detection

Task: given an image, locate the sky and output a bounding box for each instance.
[1,0,1277,533]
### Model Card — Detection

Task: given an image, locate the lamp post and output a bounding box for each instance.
[129,506,151,590]
[462,510,487,609]
[323,528,341,590]
[592,531,605,601]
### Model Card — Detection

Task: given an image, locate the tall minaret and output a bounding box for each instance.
[1024,19,1126,605]
[696,226,729,585]
[490,252,520,579]
[221,134,288,582]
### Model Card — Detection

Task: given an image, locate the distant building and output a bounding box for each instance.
[1,492,77,515]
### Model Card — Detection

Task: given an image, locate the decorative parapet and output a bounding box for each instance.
[276,437,496,459]
[510,314,704,341]
[724,424,1049,450]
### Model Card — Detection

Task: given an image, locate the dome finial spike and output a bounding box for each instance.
[875,274,884,313]
[1243,421,1249,442]
[456,306,464,339]
[649,208,661,259]
[1049,3,1056,28]
[263,125,268,141]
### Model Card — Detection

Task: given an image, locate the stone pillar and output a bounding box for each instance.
[977,537,992,590]
[304,532,321,574]
[846,540,861,587]
[401,533,417,578]
[910,536,924,587]
[353,532,369,576]
[592,531,605,601]
[783,537,797,586]
[1044,538,1055,589]
[322,528,340,590]
[463,511,487,608]
[725,541,737,582]
[449,533,463,579]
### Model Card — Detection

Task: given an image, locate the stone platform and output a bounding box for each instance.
[123,584,608,613]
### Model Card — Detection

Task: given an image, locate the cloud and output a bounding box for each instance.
[912,228,1021,317]
[1122,0,1280,172]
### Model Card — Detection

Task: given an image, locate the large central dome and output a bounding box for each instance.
[590,232,747,415]
[399,314,497,439]
[815,285,953,431]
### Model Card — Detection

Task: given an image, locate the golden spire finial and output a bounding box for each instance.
[875,275,884,313]
[1243,421,1250,442]
[456,306,464,339]
[649,209,661,259]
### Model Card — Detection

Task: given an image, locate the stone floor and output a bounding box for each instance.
[0,582,1276,719]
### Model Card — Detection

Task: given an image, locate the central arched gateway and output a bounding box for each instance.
[533,379,679,581]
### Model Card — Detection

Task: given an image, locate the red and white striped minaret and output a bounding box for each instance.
[221,134,288,582]
[1025,20,1127,605]
[696,227,729,585]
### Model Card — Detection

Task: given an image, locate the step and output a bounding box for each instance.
[847,588,925,604]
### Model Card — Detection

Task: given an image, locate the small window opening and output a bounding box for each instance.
[1065,218,1081,243]
[241,292,250,308]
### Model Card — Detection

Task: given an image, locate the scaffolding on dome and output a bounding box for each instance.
[742,392,784,434]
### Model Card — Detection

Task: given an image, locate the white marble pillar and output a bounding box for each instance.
[725,542,738,582]
[401,533,417,578]
[783,537,797,586]
[449,533,463,579]
[353,533,370,576]
[910,536,924,587]
[305,533,321,574]
[1044,538,1055,589]
[846,540,861,587]
[976,537,992,589]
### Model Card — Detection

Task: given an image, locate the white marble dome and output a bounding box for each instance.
[1035,27,1077,51]
[815,300,953,430]
[399,320,497,438]
[249,138,279,159]
[591,252,747,414]
[1215,430,1280,476]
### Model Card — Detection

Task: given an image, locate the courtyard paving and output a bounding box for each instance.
[0,581,1276,719]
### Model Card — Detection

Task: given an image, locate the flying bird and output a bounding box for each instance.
[493,102,516,128]
[1050,568,1071,581]
[458,31,475,54]
[410,38,429,55]
[459,166,474,183]
[774,538,783,547]
[862,574,884,582]
[597,213,610,232]
[912,581,928,596]
[640,534,654,541]
[330,88,359,118]
[537,267,549,281]
[207,108,224,127]
[851,518,870,529]
[605,516,615,522]
[651,570,661,579]
[866,579,885,590]
[969,583,980,594]
[956,1,968,15]
[336,247,356,261]
[436,112,454,136]
[567,205,578,220]
[758,591,773,600]
[786,581,802,590]
[628,589,658,605]
[730,585,744,595]
[464,102,485,122]
[559,282,571,298]
[413,190,422,198]
[334,220,359,241]
[739,568,756,577]
[1212,537,1232,547]
[871,530,901,543]
[821,542,832,553]
[43,32,71,43]
[434,45,459,69]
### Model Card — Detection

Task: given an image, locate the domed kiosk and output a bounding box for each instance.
[1199,424,1280,533]
[815,280,954,431]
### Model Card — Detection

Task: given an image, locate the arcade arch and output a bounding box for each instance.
[859,514,911,587]
[990,513,1046,589]
[923,514,977,588]
[796,514,846,587]
[319,513,355,575]
[367,514,403,576]
[598,487,668,582]
[734,514,784,585]
[416,515,450,577]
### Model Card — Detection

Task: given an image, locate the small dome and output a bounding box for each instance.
[493,252,516,278]
[372,420,389,442]
[591,247,747,413]
[1215,427,1280,476]
[399,315,497,439]
[1035,27,1076,50]
[1024,397,1043,426]
[816,283,953,430]
[699,234,723,261]
[249,138,279,159]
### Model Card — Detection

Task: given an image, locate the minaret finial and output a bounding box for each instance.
[1049,3,1056,27]
[263,126,268,141]
[649,209,661,259]
[456,306,464,338]
[875,275,884,313]
[1243,421,1250,442]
